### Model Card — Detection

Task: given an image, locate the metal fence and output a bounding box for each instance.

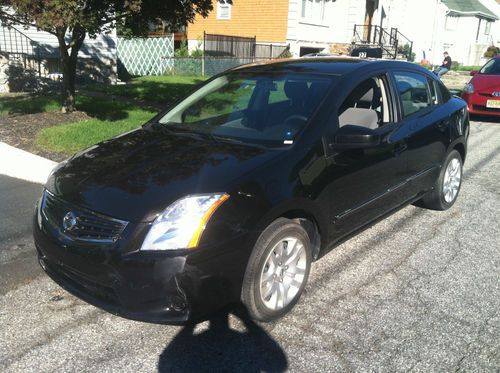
[117,35,174,76]
[117,33,290,77]
[165,57,253,77]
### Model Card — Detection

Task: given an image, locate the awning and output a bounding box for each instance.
[442,0,499,20]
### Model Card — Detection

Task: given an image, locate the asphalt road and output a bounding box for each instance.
[0,176,43,295]
[1,120,499,372]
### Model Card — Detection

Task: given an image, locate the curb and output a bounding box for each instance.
[0,142,57,185]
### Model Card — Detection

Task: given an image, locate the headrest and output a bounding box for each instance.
[359,88,374,103]
[284,80,308,101]
[338,107,379,129]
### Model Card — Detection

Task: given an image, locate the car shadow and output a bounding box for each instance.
[158,305,288,373]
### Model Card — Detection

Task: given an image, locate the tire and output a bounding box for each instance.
[241,218,312,322]
[420,149,463,211]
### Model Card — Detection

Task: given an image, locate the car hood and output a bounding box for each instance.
[471,74,500,93]
[46,126,282,222]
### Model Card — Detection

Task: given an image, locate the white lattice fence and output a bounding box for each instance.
[117,36,174,76]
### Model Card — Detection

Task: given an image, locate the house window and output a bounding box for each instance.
[301,0,326,22]
[217,0,231,20]
[445,16,458,31]
[485,21,491,35]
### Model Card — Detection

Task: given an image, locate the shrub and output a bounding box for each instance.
[484,45,500,58]
[397,44,416,62]
[278,50,293,59]
[175,39,190,58]
[451,64,482,72]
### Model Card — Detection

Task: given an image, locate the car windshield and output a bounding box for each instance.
[158,72,335,148]
[479,59,500,75]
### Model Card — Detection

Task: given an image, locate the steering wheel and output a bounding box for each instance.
[284,115,308,127]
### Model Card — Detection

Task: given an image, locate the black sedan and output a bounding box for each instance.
[34,58,469,324]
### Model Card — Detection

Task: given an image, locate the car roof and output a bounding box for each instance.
[232,57,425,76]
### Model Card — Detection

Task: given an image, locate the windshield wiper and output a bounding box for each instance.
[210,135,245,145]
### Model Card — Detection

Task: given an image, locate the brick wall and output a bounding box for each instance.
[187,0,289,43]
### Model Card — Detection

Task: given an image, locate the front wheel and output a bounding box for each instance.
[241,218,312,322]
[420,149,463,210]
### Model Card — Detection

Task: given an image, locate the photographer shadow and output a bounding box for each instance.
[158,305,288,372]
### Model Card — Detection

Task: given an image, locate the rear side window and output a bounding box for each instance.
[428,78,439,105]
[437,80,451,102]
[394,72,432,117]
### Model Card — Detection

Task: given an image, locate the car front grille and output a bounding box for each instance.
[41,257,120,306]
[473,105,500,113]
[41,190,128,244]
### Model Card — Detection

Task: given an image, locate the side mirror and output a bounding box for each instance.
[332,125,381,149]
[470,70,479,76]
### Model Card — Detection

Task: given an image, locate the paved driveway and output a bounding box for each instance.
[1,120,499,372]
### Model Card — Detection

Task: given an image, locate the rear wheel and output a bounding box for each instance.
[241,218,311,322]
[420,149,463,210]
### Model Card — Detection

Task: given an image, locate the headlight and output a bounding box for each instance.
[140,193,230,251]
[463,82,474,94]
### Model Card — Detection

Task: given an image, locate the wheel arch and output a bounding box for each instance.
[453,141,466,163]
[280,210,322,261]
[255,200,328,261]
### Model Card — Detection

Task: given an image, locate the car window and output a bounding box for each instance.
[159,73,335,147]
[479,58,500,75]
[437,80,451,102]
[338,75,392,130]
[394,72,432,117]
[428,78,439,105]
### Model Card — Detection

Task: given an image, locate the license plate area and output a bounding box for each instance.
[486,99,500,108]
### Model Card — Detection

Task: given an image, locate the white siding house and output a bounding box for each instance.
[0,19,117,82]
[375,0,499,65]
[286,0,367,56]
[285,0,498,64]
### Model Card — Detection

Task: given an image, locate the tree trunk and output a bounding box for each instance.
[61,54,77,112]
[56,27,85,113]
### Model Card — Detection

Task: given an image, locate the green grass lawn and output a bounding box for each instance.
[85,75,205,104]
[35,94,156,155]
[36,107,155,155]
[0,93,61,118]
[1,76,205,156]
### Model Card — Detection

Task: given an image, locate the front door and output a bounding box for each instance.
[323,74,411,243]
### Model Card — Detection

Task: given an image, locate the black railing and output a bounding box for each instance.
[352,24,413,61]
[0,23,41,75]
[392,28,413,62]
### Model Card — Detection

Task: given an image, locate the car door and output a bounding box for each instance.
[323,73,411,242]
[392,71,451,196]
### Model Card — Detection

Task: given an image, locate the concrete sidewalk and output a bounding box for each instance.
[0,142,57,185]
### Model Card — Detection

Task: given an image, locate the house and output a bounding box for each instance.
[0,18,117,86]
[185,0,372,57]
[375,0,500,66]
[186,0,499,65]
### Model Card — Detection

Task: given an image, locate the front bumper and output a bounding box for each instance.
[34,213,255,324]
[463,93,500,116]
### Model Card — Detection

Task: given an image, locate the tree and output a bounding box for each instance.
[0,0,215,112]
